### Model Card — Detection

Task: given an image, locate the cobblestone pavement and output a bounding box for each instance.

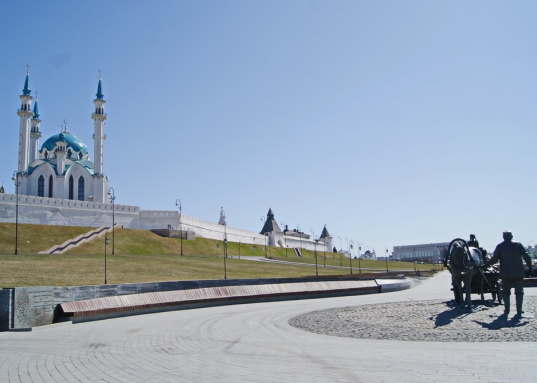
[1,271,537,382]
[290,297,537,342]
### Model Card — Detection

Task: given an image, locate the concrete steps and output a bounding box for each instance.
[39,226,112,254]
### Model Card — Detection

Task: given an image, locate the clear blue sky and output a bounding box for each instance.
[1,1,536,254]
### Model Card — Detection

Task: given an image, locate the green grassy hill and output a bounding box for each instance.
[0,223,435,287]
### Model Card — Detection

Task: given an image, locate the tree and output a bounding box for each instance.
[333,246,338,253]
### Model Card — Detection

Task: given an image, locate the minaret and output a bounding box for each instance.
[55,133,67,176]
[17,66,34,173]
[29,93,42,163]
[91,71,107,202]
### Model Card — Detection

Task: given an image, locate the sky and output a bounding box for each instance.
[1,1,536,255]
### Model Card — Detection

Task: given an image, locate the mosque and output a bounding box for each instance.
[13,68,108,203]
[0,69,332,253]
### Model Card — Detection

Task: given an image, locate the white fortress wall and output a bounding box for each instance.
[0,195,326,250]
[0,193,140,228]
[139,210,268,245]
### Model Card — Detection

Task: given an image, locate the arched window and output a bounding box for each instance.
[68,176,74,200]
[43,150,48,159]
[48,175,53,198]
[67,149,72,158]
[78,176,85,201]
[37,175,45,197]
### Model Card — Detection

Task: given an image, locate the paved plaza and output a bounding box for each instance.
[1,271,536,382]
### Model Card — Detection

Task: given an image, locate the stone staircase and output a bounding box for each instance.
[39,226,112,254]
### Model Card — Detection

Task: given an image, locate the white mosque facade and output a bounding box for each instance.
[15,70,108,203]
[0,70,332,253]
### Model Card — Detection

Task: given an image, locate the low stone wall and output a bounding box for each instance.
[150,228,196,240]
[58,281,380,323]
[0,276,378,330]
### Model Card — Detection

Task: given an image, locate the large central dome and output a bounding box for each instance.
[41,132,89,155]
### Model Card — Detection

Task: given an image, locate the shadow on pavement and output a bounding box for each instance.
[474,315,530,330]
[433,300,499,328]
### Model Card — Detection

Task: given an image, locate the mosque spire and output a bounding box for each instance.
[17,65,34,172]
[96,69,104,99]
[22,64,31,96]
[92,69,108,202]
[32,92,39,119]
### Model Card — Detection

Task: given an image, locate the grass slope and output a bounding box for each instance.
[0,223,436,287]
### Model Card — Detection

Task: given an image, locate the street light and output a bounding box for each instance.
[310,229,318,276]
[281,221,287,257]
[385,248,389,272]
[314,240,319,277]
[175,199,183,256]
[338,236,343,266]
[297,224,302,255]
[348,241,353,275]
[223,208,227,279]
[104,236,110,284]
[11,171,20,255]
[224,237,228,280]
[108,187,115,255]
[358,246,362,274]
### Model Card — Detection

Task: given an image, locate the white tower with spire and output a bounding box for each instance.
[91,71,108,202]
[17,66,34,193]
[29,93,42,164]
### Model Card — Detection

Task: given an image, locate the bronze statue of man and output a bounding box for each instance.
[483,231,534,317]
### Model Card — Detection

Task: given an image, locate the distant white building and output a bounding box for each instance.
[392,242,450,263]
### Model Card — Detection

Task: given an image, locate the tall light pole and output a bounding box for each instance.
[281,221,287,257]
[348,241,353,275]
[358,245,362,274]
[297,224,302,255]
[104,236,110,284]
[338,236,343,266]
[223,208,227,279]
[175,199,183,256]
[108,187,115,255]
[11,171,20,255]
[310,229,317,276]
[314,240,319,276]
[385,248,389,272]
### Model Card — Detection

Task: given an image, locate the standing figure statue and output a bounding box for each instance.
[467,234,479,248]
[483,231,534,317]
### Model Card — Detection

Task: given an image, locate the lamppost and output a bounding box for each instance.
[281,221,287,257]
[314,240,319,276]
[175,199,183,256]
[358,245,362,274]
[338,236,343,266]
[310,229,317,276]
[348,241,353,275]
[223,237,228,280]
[104,236,110,284]
[108,187,115,255]
[297,224,302,254]
[11,171,20,255]
[223,208,227,279]
[385,248,389,272]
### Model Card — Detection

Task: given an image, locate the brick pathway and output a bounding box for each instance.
[0,271,536,382]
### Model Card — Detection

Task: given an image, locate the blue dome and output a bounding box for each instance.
[41,132,89,154]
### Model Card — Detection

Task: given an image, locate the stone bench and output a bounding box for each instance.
[59,280,380,323]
